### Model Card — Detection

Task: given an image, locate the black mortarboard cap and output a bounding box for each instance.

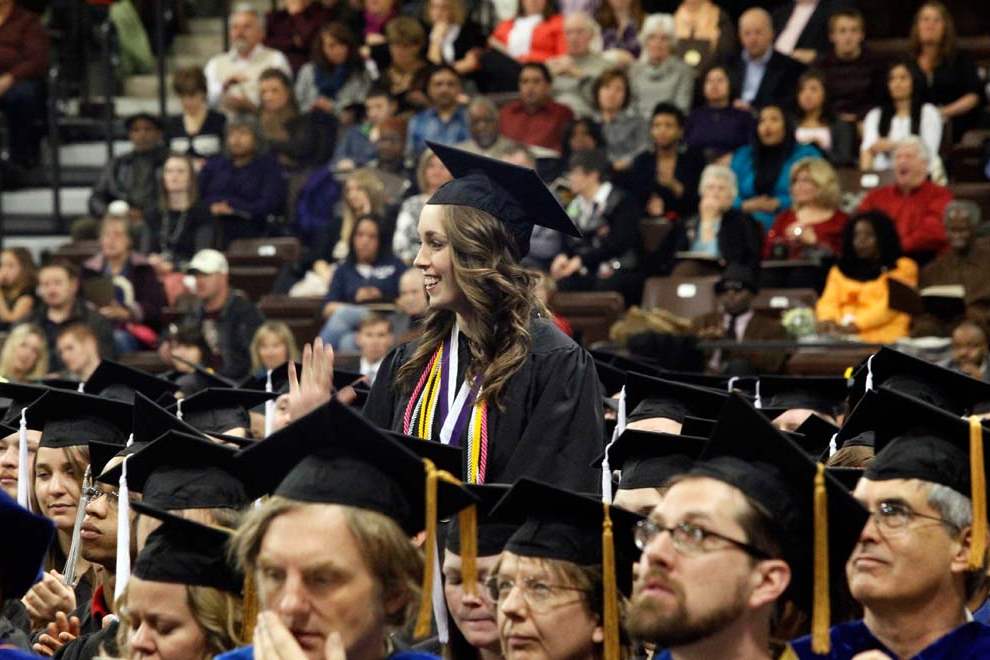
[0,382,49,428]
[660,371,757,395]
[386,431,464,479]
[680,416,716,438]
[100,431,247,510]
[169,355,239,389]
[89,440,129,479]
[83,360,180,404]
[35,378,83,391]
[426,141,581,259]
[757,376,847,416]
[595,361,626,399]
[589,350,662,377]
[691,394,868,622]
[168,388,274,435]
[795,414,841,460]
[240,362,301,394]
[235,399,477,534]
[0,489,54,599]
[834,392,878,451]
[625,372,729,424]
[596,429,707,490]
[446,484,516,556]
[491,478,643,595]
[856,347,990,415]
[26,390,132,449]
[133,392,205,446]
[826,467,864,492]
[131,501,242,594]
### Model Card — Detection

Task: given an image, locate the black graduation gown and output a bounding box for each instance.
[363,317,604,493]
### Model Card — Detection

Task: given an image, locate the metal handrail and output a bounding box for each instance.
[156,0,167,121]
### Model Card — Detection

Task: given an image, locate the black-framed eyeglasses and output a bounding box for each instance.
[868,500,961,533]
[84,485,120,504]
[634,519,771,559]
[484,575,590,613]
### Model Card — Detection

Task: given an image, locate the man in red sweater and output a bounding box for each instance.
[0,0,48,169]
[858,136,952,265]
[499,62,574,154]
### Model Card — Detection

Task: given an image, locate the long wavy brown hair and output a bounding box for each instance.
[395,205,547,409]
[909,1,958,65]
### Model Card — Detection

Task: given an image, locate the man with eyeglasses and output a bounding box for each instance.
[626,393,866,660]
[790,386,990,658]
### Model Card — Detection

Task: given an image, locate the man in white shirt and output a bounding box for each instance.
[203,4,291,115]
[355,314,395,385]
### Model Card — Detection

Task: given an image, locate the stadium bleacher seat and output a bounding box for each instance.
[641,276,720,320]
[550,291,626,345]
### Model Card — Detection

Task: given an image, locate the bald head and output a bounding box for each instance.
[739,8,773,59]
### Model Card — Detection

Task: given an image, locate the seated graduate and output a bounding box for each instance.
[626,394,867,660]
[623,371,730,435]
[756,375,848,432]
[789,387,990,658]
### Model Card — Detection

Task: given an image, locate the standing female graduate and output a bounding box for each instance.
[361,142,604,492]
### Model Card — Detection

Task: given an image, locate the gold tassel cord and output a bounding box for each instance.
[601,503,619,660]
[459,505,478,597]
[242,571,258,643]
[969,416,987,571]
[811,463,830,655]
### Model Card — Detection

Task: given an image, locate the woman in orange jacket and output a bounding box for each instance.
[490,0,566,62]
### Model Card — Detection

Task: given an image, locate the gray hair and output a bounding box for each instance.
[231,3,264,30]
[639,13,676,46]
[927,482,987,599]
[467,95,498,118]
[944,199,982,227]
[894,136,931,164]
[699,164,738,199]
[563,12,603,53]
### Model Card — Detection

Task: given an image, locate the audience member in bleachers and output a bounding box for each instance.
[672,0,736,72]
[692,263,788,374]
[456,96,518,156]
[354,313,395,384]
[87,113,168,223]
[499,62,574,154]
[0,247,36,331]
[294,23,372,121]
[547,12,609,117]
[684,64,754,161]
[365,120,414,203]
[393,149,453,263]
[908,1,984,139]
[406,65,470,159]
[391,267,427,339]
[263,0,333,75]
[29,261,114,372]
[198,116,287,247]
[656,164,763,275]
[204,4,292,115]
[763,156,848,260]
[627,102,705,220]
[559,116,606,167]
[380,17,431,112]
[731,103,819,230]
[332,85,398,172]
[319,215,406,350]
[423,0,487,76]
[249,320,300,378]
[914,200,990,337]
[551,149,642,304]
[363,0,399,45]
[54,322,102,381]
[814,9,884,124]
[0,323,48,382]
[180,249,264,381]
[772,0,851,65]
[793,70,856,166]
[628,14,695,116]
[598,0,643,59]
[165,67,228,166]
[490,0,565,63]
[141,153,213,290]
[726,7,806,110]
[860,60,943,174]
[592,67,647,171]
[160,322,219,395]
[0,0,49,171]
[858,136,951,264]
[82,212,167,354]
[257,67,337,172]
[941,319,989,381]
[816,210,918,343]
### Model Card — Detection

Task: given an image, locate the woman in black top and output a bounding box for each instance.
[165,67,227,166]
[909,1,983,138]
[141,153,212,271]
[258,68,337,173]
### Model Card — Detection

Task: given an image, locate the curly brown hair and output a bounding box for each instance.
[394,205,548,409]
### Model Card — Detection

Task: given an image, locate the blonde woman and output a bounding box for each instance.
[0,324,49,381]
[764,157,849,260]
[249,321,301,376]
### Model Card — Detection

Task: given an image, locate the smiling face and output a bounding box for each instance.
[414,205,469,316]
[256,505,394,660]
[124,578,210,660]
[495,553,603,660]
[443,552,502,653]
[34,446,84,532]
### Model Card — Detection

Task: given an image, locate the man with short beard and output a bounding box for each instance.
[626,393,866,660]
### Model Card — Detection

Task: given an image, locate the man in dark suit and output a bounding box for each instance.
[551,149,643,305]
[725,8,806,111]
[772,0,855,64]
[692,264,789,374]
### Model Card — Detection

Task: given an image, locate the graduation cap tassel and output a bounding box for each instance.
[969,416,987,570]
[459,505,478,596]
[16,408,29,508]
[601,503,620,660]
[175,398,183,420]
[616,386,627,436]
[264,370,274,438]
[242,572,258,643]
[601,425,619,504]
[754,380,762,409]
[811,463,830,655]
[415,459,440,639]
[864,355,875,393]
[63,466,92,586]
[114,440,134,604]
